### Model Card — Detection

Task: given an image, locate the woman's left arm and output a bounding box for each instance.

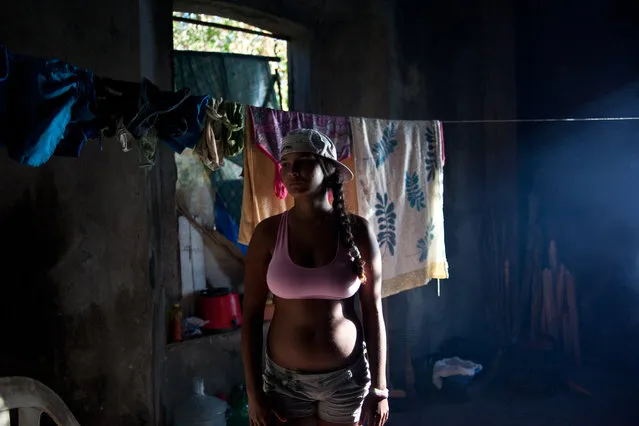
[356,216,387,392]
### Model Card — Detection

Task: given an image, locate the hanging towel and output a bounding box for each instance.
[239,112,291,245]
[195,99,224,172]
[249,106,352,199]
[351,118,448,298]
[238,112,358,245]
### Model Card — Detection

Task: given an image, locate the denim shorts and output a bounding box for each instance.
[263,346,371,423]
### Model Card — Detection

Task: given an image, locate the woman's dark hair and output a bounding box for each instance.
[319,158,366,283]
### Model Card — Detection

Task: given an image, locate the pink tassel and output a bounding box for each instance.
[251,141,288,199]
[274,163,288,199]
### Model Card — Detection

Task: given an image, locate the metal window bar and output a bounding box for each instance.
[171,49,281,63]
[173,16,289,41]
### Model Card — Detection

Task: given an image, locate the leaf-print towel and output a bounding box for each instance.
[351,117,448,298]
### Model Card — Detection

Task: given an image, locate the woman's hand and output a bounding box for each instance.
[359,393,389,426]
[248,391,286,426]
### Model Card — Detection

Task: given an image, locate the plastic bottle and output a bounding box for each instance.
[174,378,229,426]
[170,303,183,343]
[227,384,250,426]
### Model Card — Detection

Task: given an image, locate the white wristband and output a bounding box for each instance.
[371,388,389,399]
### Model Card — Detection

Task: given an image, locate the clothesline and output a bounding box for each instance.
[4,40,639,169]
[441,116,639,124]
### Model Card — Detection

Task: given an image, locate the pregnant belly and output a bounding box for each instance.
[267,316,361,372]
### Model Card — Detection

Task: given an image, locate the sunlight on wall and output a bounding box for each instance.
[0,396,9,426]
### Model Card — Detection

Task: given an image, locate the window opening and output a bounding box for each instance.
[172,12,289,110]
[172,12,288,317]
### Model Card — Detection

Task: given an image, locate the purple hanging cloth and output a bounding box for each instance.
[249,106,352,199]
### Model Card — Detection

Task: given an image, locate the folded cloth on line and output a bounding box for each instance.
[195,100,244,171]
[351,118,448,298]
[249,106,352,199]
[238,111,359,245]
[215,101,244,158]
[0,45,98,166]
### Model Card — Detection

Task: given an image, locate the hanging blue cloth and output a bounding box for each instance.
[211,153,246,254]
[0,45,98,166]
[154,94,209,153]
[214,195,248,255]
[127,78,209,154]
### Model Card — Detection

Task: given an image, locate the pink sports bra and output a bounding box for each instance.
[266,212,362,300]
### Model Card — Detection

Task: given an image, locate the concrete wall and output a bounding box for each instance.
[0,0,176,425]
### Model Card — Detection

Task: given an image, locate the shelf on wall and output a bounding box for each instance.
[167,322,269,352]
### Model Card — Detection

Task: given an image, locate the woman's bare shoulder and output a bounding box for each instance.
[348,213,371,233]
[251,213,285,247]
[348,214,377,249]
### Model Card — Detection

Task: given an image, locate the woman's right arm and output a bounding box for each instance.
[241,220,271,400]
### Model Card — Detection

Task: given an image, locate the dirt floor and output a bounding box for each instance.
[387,364,639,426]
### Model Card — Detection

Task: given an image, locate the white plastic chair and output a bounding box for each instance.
[0,377,80,426]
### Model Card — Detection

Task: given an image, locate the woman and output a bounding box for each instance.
[241,128,390,426]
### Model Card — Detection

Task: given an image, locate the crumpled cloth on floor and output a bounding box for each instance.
[351,118,448,298]
[248,106,352,199]
[432,357,483,389]
[0,45,98,166]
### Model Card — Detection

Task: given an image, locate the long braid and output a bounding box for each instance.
[326,173,367,283]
